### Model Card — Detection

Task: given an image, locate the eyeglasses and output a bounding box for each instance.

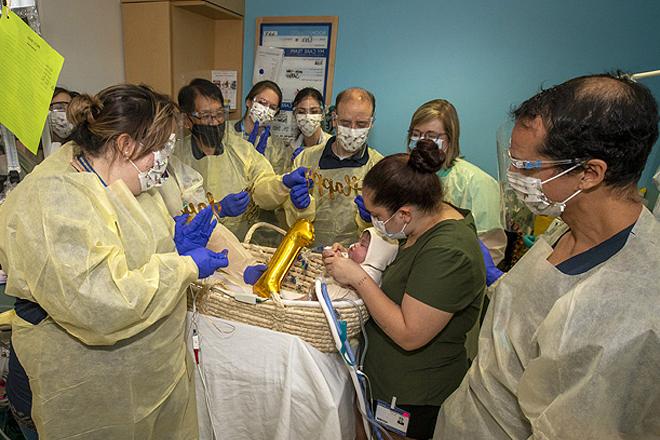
[335,116,373,129]
[254,98,279,112]
[409,130,448,143]
[293,107,324,116]
[50,101,69,112]
[507,150,583,170]
[190,110,226,123]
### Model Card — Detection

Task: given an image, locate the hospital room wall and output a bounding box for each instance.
[242,0,660,197]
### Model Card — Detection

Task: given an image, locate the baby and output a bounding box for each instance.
[323,227,399,300]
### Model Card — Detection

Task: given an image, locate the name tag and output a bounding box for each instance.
[375,399,409,436]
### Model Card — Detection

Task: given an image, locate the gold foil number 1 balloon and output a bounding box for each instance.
[253,219,315,298]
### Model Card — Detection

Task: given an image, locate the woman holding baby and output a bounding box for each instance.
[323,139,486,440]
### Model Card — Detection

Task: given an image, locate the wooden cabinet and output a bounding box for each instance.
[121,0,244,115]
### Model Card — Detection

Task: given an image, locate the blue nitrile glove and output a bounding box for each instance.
[184,248,229,279]
[247,120,260,145]
[354,195,371,223]
[173,205,217,255]
[255,125,270,155]
[291,145,304,162]
[479,240,504,287]
[243,264,267,285]
[282,167,309,189]
[289,184,311,209]
[219,191,250,218]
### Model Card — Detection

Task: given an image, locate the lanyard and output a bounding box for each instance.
[77,155,108,187]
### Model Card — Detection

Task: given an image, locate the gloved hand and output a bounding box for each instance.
[479,240,504,287]
[282,167,309,189]
[291,145,304,162]
[243,264,267,285]
[354,195,371,223]
[289,184,311,209]
[255,125,270,155]
[247,120,260,145]
[184,248,229,279]
[219,191,250,218]
[173,205,217,255]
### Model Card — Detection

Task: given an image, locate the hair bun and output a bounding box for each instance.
[408,138,445,173]
[67,94,103,127]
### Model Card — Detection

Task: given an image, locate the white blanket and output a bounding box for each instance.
[188,313,356,440]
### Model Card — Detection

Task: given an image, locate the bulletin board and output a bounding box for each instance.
[255,16,338,108]
[255,16,338,141]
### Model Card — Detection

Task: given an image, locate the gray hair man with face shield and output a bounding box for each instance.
[435,73,660,439]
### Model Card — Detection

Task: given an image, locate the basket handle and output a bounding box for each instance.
[243,222,288,244]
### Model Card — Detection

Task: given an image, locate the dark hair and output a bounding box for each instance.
[68,84,178,159]
[293,87,324,109]
[335,88,376,115]
[178,78,224,114]
[512,73,659,188]
[246,80,282,107]
[52,86,79,100]
[363,139,445,213]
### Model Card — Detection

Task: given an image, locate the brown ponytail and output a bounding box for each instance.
[68,84,178,159]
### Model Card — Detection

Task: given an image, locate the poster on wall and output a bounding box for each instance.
[211,70,238,110]
[255,16,338,145]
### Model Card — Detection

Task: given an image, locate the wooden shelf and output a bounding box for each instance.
[121,0,244,112]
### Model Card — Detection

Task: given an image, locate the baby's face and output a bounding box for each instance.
[348,232,371,264]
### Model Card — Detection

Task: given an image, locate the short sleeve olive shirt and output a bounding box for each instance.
[363,208,486,406]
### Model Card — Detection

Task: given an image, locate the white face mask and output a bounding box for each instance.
[507,163,583,217]
[296,113,324,137]
[337,125,370,153]
[371,212,407,240]
[48,110,74,139]
[249,101,277,125]
[129,134,175,192]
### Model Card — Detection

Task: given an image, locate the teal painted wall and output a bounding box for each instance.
[242,0,660,196]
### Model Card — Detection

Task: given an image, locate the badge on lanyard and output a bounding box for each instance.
[375,397,410,436]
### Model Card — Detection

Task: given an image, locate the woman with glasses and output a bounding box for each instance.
[407,99,507,265]
[290,87,332,161]
[229,80,291,175]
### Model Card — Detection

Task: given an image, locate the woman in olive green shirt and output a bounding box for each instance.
[323,139,485,440]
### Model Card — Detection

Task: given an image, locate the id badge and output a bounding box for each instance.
[375,399,410,436]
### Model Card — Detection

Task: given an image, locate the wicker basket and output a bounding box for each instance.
[188,222,370,353]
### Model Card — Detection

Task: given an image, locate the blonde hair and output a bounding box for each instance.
[407,99,460,168]
[68,84,178,159]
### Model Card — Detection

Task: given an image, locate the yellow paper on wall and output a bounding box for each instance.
[0,6,64,154]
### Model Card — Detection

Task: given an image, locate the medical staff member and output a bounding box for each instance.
[0,84,228,439]
[290,87,332,161]
[47,86,79,148]
[229,80,290,174]
[286,87,383,247]
[436,74,660,439]
[407,99,507,264]
[323,139,485,440]
[175,79,312,240]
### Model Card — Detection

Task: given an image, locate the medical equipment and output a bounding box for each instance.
[315,279,393,440]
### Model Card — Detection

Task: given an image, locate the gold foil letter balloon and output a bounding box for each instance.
[253,219,315,298]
